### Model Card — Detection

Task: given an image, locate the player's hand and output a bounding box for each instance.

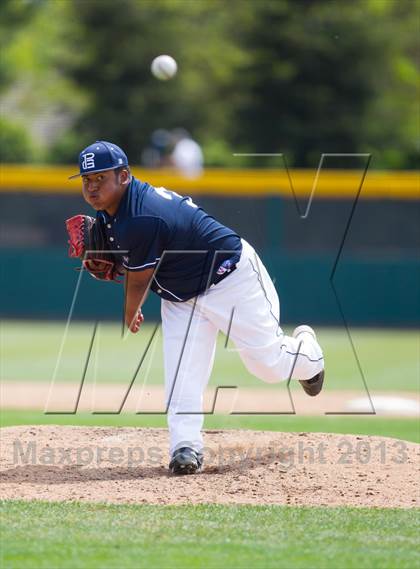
[129,310,144,333]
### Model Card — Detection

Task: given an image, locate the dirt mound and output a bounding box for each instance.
[1,426,418,508]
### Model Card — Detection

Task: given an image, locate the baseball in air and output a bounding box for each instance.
[151,55,178,80]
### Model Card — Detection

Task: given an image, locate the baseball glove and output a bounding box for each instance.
[65,214,124,282]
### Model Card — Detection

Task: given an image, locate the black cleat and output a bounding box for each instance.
[169,447,203,475]
[299,369,325,397]
[292,325,325,397]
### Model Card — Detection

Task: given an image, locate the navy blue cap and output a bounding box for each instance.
[69,141,129,179]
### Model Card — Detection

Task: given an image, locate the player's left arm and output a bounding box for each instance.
[124,267,154,333]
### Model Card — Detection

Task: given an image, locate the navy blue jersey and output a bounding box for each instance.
[98,177,242,301]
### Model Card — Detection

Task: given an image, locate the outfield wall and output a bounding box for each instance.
[1,168,418,326]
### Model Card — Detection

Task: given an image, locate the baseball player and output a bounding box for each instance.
[66,141,325,475]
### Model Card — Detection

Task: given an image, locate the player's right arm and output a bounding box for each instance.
[124,267,154,333]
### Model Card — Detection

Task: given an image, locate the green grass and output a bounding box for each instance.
[2,409,419,442]
[1,320,419,391]
[2,320,419,441]
[1,501,419,569]
[2,322,418,569]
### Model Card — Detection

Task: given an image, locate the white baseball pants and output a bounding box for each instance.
[161,239,324,454]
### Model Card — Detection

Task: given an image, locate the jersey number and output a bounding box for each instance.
[155,187,197,208]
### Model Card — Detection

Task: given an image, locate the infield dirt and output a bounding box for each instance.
[2,382,419,416]
[1,426,419,508]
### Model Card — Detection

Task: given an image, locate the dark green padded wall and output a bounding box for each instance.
[1,193,418,326]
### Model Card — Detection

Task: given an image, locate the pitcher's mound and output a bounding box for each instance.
[1,426,418,508]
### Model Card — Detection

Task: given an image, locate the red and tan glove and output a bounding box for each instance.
[65,215,124,282]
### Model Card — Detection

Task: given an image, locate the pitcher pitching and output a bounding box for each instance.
[66,140,325,475]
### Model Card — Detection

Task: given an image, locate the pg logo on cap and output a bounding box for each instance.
[81,152,95,170]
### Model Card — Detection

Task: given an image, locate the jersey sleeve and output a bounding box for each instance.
[123,216,169,272]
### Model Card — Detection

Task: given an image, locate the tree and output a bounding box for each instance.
[234,0,419,168]
[63,0,247,164]
[1,0,418,168]
[0,0,87,160]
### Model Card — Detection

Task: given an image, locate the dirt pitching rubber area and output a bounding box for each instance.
[1,426,419,508]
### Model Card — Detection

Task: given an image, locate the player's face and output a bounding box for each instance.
[81,169,125,214]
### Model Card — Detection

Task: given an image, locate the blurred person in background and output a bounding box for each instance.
[169,128,204,179]
[141,129,173,168]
